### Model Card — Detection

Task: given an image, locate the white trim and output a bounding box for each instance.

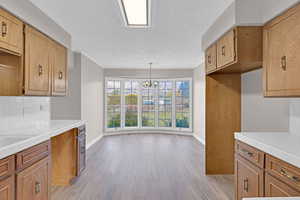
[86,134,103,150]
[105,130,193,137]
[193,135,205,145]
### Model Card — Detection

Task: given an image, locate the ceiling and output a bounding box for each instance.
[29,0,233,69]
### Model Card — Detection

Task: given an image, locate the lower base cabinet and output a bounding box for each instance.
[0,176,14,200]
[265,173,300,197]
[235,155,264,200]
[236,140,300,199]
[17,157,50,200]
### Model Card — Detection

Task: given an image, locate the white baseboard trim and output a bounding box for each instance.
[193,135,205,145]
[104,131,193,137]
[87,134,103,150]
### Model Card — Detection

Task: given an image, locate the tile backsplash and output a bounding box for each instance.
[0,97,50,132]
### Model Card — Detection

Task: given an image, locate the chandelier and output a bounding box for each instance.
[143,62,159,88]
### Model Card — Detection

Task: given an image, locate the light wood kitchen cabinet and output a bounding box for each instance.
[17,157,50,200]
[0,8,23,55]
[235,154,264,200]
[217,29,236,69]
[24,25,51,96]
[51,41,67,96]
[235,140,300,199]
[0,176,14,200]
[205,44,217,73]
[205,26,262,74]
[263,3,300,97]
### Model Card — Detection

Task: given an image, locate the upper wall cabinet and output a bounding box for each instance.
[217,29,236,69]
[50,40,67,96]
[24,26,52,96]
[0,8,23,55]
[205,26,262,75]
[205,44,217,73]
[263,3,300,97]
[24,25,68,96]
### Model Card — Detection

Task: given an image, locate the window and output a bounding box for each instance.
[141,86,156,127]
[124,80,138,127]
[105,78,192,132]
[175,81,190,128]
[106,80,121,128]
[158,81,173,128]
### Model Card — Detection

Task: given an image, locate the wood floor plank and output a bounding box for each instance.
[51,134,234,200]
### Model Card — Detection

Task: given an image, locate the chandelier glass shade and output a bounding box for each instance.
[143,62,158,88]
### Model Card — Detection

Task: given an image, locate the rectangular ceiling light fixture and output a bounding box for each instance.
[119,0,151,27]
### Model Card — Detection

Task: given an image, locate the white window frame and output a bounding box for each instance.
[104,77,193,133]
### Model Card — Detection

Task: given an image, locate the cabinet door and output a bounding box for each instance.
[205,44,217,73]
[51,42,67,96]
[265,173,300,197]
[0,8,23,54]
[264,4,300,96]
[0,176,14,200]
[17,158,50,200]
[24,26,51,96]
[217,29,236,68]
[235,155,264,200]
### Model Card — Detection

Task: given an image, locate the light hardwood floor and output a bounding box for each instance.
[52,134,234,200]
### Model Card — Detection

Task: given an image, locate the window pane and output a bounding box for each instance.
[125,112,138,127]
[107,113,121,128]
[159,120,172,127]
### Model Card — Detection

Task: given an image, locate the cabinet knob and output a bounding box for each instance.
[1,22,7,37]
[221,46,226,56]
[38,65,43,76]
[35,181,41,194]
[281,56,287,71]
[59,71,63,80]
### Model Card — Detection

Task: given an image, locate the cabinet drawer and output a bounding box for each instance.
[0,176,14,200]
[266,154,300,192]
[17,141,50,171]
[235,154,264,200]
[205,44,217,73]
[265,173,300,197]
[236,141,265,168]
[0,155,15,180]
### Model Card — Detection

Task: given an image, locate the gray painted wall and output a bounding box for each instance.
[104,68,193,79]
[51,52,82,120]
[193,65,205,144]
[241,70,290,132]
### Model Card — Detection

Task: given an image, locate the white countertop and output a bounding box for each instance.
[235,132,300,168]
[0,120,85,159]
